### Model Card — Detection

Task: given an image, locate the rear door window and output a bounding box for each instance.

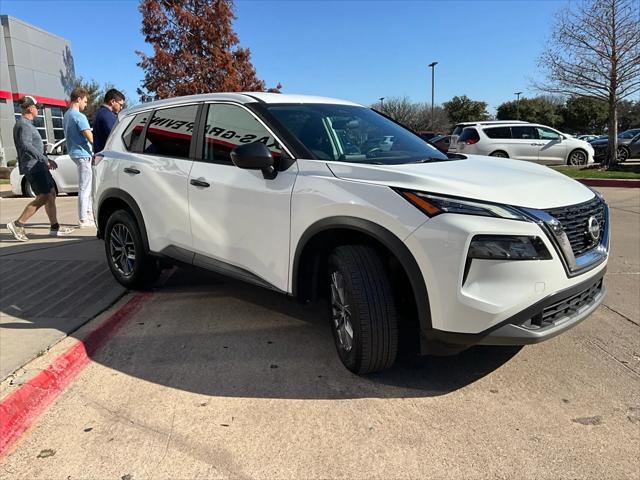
[144,105,199,158]
[458,128,480,144]
[511,126,539,140]
[484,126,511,139]
[122,112,150,152]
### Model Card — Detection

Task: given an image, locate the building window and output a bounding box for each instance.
[50,106,65,141]
[13,101,48,144]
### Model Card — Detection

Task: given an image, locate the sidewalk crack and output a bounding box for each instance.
[602,303,640,327]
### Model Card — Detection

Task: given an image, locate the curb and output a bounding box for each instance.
[576,178,640,188]
[0,292,152,458]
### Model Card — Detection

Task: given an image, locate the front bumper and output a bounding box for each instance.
[429,270,605,347]
[404,204,608,352]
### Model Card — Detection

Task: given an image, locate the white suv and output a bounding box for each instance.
[453,123,595,165]
[94,93,609,374]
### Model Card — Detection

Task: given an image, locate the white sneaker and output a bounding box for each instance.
[50,226,75,237]
[7,221,28,242]
[78,220,96,228]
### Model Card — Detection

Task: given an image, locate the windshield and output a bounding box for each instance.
[265,104,449,164]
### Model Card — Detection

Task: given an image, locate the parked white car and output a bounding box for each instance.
[94,93,608,374]
[449,120,528,153]
[10,138,78,197]
[451,123,595,165]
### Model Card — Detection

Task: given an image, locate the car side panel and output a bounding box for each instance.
[538,140,567,165]
[289,160,428,293]
[119,153,193,252]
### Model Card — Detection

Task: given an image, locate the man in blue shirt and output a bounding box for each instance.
[63,87,94,227]
[93,89,125,153]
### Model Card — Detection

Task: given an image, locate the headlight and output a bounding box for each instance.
[468,235,552,260]
[397,190,528,221]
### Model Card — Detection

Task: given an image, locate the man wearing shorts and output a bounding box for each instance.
[7,96,74,241]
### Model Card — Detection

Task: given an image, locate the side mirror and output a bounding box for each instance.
[230,142,277,179]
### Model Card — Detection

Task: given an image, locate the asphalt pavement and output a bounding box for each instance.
[0,186,638,479]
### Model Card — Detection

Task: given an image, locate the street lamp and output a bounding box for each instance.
[514,91,522,120]
[379,97,385,111]
[428,62,438,130]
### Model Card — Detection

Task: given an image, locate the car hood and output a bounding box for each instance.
[326,155,595,209]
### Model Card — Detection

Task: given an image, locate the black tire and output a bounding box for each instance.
[104,209,160,289]
[617,147,629,163]
[567,149,588,166]
[327,245,398,374]
[489,151,509,158]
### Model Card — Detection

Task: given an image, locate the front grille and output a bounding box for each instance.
[528,278,603,329]
[544,197,605,256]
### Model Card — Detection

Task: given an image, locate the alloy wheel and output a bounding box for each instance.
[110,223,136,277]
[330,271,354,352]
[568,150,587,165]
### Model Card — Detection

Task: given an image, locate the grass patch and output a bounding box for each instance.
[553,164,640,179]
[0,179,9,185]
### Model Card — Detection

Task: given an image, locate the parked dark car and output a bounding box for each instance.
[590,129,640,162]
[417,131,444,141]
[428,134,451,153]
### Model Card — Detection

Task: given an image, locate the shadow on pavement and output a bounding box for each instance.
[88,267,521,400]
[1,236,520,398]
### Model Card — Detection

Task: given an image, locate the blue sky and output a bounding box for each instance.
[1,0,564,112]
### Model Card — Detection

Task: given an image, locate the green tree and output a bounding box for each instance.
[443,95,489,124]
[73,77,118,126]
[559,96,609,134]
[496,97,562,127]
[617,100,640,131]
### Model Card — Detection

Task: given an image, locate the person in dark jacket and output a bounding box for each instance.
[93,88,125,154]
[7,96,74,241]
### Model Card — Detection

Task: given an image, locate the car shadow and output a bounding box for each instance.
[1,238,521,400]
[88,266,522,400]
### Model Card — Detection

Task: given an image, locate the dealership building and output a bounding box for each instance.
[0,15,74,165]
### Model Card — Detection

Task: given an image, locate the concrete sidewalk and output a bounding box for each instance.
[0,193,126,380]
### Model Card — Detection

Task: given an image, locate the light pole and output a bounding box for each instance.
[428,62,438,130]
[379,97,385,111]
[514,91,522,120]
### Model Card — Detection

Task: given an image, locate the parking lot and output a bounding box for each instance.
[0,187,639,479]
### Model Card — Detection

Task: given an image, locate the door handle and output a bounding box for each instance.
[124,167,140,175]
[190,178,210,188]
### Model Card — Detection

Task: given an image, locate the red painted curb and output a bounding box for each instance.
[0,293,152,457]
[577,178,640,188]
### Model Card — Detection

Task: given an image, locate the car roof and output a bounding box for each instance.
[455,120,528,126]
[122,92,363,117]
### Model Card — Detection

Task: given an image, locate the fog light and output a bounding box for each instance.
[468,235,552,260]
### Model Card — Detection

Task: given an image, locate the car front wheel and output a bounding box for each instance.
[104,209,160,289]
[568,149,588,166]
[328,245,398,374]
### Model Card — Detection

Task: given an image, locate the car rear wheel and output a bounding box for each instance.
[489,151,509,158]
[105,209,160,289]
[327,245,398,374]
[617,147,629,163]
[568,149,588,166]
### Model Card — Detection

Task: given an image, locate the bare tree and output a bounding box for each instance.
[536,0,640,167]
